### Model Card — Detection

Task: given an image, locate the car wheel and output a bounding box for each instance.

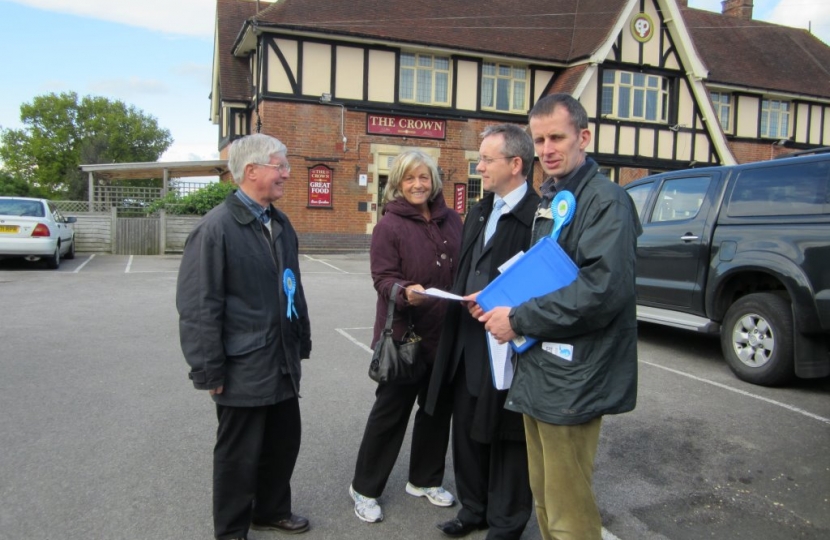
[720,292,794,386]
[65,237,76,259]
[45,244,60,269]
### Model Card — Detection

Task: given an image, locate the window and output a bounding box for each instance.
[400,53,450,106]
[481,62,528,113]
[711,92,732,132]
[728,161,829,217]
[760,99,791,139]
[597,166,615,183]
[466,161,483,213]
[651,177,710,223]
[625,183,653,221]
[602,70,669,122]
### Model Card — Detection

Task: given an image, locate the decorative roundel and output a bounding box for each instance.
[631,13,654,43]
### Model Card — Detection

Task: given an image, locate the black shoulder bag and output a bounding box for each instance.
[368,283,425,384]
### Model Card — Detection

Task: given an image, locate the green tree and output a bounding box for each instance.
[0,169,47,197]
[0,92,173,199]
[148,180,236,215]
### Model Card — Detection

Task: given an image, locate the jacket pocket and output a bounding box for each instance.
[224,331,268,357]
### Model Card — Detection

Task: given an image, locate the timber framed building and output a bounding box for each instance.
[212,0,830,251]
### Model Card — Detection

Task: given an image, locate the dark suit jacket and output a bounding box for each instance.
[425,186,540,443]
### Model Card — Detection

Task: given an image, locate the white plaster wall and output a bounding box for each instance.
[302,42,332,97]
[335,46,364,100]
[367,50,396,103]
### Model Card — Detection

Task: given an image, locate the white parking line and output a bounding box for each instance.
[125,255,134,273]
[641,360,830,425]
[336,325,627,540]
[72,254,95,273]
[335,327,373,354]
[303,254,350,273]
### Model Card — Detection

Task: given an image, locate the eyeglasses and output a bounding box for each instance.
[256,162,291,173]
[477,155,517,165]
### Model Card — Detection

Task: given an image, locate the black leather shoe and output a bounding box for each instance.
[436,518,487,538]
[251,514,310,534]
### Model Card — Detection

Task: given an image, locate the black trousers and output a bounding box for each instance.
[352,367,453,498]
[452,360,533,540]
[213,398,301,540]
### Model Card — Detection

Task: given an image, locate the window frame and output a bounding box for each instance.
[481,62,529,114]
[760,98,791,139]
[711,91,733,133]
[601,70,669,123]
[399,52,451,107]
[466,161,484,214]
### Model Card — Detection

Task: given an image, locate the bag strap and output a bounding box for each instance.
[384,283,402,333]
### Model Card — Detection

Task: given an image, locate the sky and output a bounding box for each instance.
[0,0,828,173]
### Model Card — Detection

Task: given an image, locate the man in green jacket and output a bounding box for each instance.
[480,94,642,540]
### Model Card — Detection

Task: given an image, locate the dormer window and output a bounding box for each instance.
[760,99,791,139]
[481,62,528,113]
[400,53,451,106]
[602,70,669,122]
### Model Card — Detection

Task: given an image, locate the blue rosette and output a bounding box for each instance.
[283,269,299,320]
[550,190,576,241]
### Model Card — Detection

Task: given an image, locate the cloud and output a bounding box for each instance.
[88,77,170,97]
[161,143,220,163]
[687,0,829,45]
[6,0,217,37]
[769,0,830,43]
[171,63,213,87]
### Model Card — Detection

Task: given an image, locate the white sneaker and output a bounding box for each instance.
[349,484,383,523]
[405,482,456,507]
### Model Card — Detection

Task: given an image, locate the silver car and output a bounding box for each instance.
[0,197,77,269]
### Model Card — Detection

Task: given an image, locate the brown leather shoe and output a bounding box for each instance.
[251,514,310,534]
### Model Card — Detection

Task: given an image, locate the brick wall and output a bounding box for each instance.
[249,101,541,250]
[728,140,792,164]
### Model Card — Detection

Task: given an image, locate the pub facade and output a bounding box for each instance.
[212,0,830,251]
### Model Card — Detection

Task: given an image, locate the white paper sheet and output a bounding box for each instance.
[412,287,465,301]
[487,331,514,390]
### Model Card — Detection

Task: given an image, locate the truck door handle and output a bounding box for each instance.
[681,234,699,241]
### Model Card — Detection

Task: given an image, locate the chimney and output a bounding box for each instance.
[722,0,753,20]
[676,0,688,6]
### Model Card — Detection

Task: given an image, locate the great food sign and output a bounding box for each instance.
[308,164,333,208]
[367,114,446,140]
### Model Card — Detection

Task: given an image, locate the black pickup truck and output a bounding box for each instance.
[623,149,830,386]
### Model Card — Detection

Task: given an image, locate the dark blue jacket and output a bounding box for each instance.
[506,160,641,425]
[176,191,311,407]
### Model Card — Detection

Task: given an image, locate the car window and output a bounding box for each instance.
[650,177,710,223]
[0,199,45,217]
[626,183,653,221]
[728,161,830,217]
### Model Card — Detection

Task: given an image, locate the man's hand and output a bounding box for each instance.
[462,292,483,319]
[479,307,517,344]
[209,386,224,396]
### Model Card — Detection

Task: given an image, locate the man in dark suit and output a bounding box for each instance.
[426,123,539,539]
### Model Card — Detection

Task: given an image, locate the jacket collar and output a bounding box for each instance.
[226,190,284,227]
[480,181,538,228]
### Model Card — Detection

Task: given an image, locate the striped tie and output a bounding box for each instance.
[484,198,506,244]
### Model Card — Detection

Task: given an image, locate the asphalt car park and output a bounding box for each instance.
[1,254,828,540]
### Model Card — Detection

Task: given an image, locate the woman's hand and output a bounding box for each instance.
[405,284,427,306]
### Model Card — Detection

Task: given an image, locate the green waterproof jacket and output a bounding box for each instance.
[505,159,642,425]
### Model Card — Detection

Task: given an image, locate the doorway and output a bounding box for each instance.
[376,175,388,223]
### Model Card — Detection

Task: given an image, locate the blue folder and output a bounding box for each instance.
[476,237,578,353]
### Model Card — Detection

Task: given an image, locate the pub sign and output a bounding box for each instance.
[308,164,333,208]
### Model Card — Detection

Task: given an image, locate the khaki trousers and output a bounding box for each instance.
[523,415,603,540]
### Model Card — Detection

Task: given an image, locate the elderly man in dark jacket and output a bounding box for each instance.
[426,124,538,540]
[176,133,312,540]
[482,94,642,540]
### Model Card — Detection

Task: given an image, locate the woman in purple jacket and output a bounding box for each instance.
[349,150,463,523]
